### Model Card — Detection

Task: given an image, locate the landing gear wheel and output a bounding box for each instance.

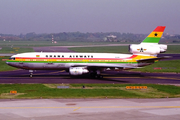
[90,71,103,79]
[90,73,96,78]
[30,73,33,78]
[29,70,33,78]
[97,75,103,79]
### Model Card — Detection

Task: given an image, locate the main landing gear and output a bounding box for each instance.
[29,70,33,78]
[90,70,103,79]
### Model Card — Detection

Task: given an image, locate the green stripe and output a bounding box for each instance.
[142,37,161,43]
[7,60,137,64]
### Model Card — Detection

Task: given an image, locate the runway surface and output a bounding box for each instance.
[0,70,180,84]
[0,98,180,120]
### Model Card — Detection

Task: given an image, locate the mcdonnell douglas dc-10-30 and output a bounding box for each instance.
[6,26,170,78]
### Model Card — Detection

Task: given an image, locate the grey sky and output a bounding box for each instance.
[0,0,180,34]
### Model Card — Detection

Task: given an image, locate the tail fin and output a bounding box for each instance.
[141,26,166,44]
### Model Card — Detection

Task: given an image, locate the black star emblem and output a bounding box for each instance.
[154,33,158,36]
[140,48,144,52]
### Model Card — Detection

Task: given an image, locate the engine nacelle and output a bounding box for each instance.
[159,44,167,53]
[129,44,167,55]
[69,67,89,75]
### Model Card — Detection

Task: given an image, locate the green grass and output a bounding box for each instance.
[131,60,180,73]
[147,84,180,95]
[0,56,17,71]
[0,40,131,47]
[0,84,180,99]
[0,40,179,53]
[70,46,129,53]
[166,45,180,53]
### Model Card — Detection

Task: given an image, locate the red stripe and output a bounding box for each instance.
[153,26,166,32]
[15,55,137,60]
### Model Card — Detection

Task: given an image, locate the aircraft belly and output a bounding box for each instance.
[9,63,68,70]
[137,62,153,67]
[7,61,138,70]
[44,63,67,69]
[69,63,138,68]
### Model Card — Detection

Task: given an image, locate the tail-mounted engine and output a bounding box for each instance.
[129,44,167,55]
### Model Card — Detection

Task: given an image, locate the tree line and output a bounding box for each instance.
[0,32,180,43]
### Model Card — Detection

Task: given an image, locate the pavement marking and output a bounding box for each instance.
[0,106,180,109]
[49,49,57,52]
[73,107,81,111]
[104,76,180,80]
[104,77,141,79]
[149,76,180,81]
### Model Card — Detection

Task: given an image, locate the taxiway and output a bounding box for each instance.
[0,70,180,84]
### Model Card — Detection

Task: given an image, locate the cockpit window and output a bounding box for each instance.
[9,57,15,60]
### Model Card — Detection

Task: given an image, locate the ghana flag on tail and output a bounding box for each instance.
[141,26,166,44]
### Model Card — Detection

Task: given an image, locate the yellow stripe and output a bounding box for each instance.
[15,55,156,63]
[148,32,163,38]
[132,55,156,61]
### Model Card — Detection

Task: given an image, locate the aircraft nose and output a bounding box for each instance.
[6,61,12,66]
[6,61,15,67]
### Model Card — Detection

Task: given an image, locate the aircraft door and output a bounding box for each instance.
[18,58,25,68]
[48,59,53,64]
[19,58,23,64]
[45,59,55,69]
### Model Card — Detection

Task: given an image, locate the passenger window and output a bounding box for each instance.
[46,55,48,57]
[80,55,83,58]
[50,55,52,57]
[84,56,86,58]
[54,55,56,57]
[91,56,93,58]
[70,55,72,58]
[58,55,60,57]
[76,55,78,58]
[62,55,64,58]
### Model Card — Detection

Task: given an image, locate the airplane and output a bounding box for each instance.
[6,26,169,78]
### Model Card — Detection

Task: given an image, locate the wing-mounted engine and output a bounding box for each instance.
[69,67,89,75]
[129,44,167,55]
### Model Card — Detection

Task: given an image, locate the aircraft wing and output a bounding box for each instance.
[72,64,140,70]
